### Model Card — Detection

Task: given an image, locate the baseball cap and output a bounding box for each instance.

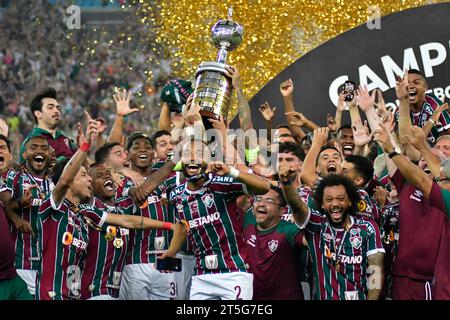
[126,131,152,151]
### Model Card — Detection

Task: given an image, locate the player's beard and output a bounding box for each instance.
[325,208,349,228]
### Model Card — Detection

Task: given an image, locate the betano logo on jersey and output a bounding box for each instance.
[188,212,220,229]
[329,252,363,264]
[62,231,87,250]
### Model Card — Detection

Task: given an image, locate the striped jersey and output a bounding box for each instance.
[299,211,385,300]
[79,196,134,299]
[394,93,450,144]
[0,169,54,270]
[36,197,100,300]
[168,174,250,275]
[354,189,381,224]
[380,201,399,298]
[124,164,177,265]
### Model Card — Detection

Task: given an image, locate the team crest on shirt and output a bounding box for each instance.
[154,236,165,250]
[322,232,333,242]
[350,235,362,249]
[112,272,122,286]
[202,194,214,208]
[357,200,367,212]
[350,228,361,235]
[268,239,278,252]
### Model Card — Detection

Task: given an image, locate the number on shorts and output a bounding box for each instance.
[234,285,242,300]
[170,281,176,296]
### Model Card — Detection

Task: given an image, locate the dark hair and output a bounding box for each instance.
[408,69,426,81]
[316,146,342,165]
[0,134,11,152]
[29,87,57,124]
[276,124,290,130]
[24,135,48,149]
[51,157,70,185]
[95,142,121,163]
[150,130,171,149]
[345,155,374,186]
[270,184,287,207]
[126,132,152,151]
[278,141,305,161]
[313,174,360,216]
[338,124,352,134]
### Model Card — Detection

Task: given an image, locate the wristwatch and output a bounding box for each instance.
[388,148,401,159]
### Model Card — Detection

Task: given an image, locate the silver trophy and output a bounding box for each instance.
[192,7,244,122]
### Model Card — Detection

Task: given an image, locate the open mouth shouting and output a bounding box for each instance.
[185,163,201,176]
[327,162,338,173]
[0,155,5,167]
[255,206,268,220]
[341,143,354,156]
[329,206,344,221]
[34,154,45,164]
[408,89,418,102]
[103,179,114,192]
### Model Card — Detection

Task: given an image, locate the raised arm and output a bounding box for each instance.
[158,102,172,132]
[278,162,310,226]
[53,112,98,207]
[406,126,441,177]
[301,127,330,188]
[258,102,276,143]
[280,79,307,142]
[108,89,138,144]
[422,103,449,138]
[374,125,433,199]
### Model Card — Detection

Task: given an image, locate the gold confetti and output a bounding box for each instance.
[135,0,448,101]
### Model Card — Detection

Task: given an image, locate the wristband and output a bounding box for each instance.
[428,118,436,125]
[229,167,240,179]
[80,142,91,153]
[162,222,173,230]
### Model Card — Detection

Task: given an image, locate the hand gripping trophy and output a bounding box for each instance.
[192,7,244,125]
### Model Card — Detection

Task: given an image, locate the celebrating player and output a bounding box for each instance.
[163,139,270,300]
[280,166,385,300]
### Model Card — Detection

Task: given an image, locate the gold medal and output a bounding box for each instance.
[113,238,123,249]
[389,230,395,242]
[357,200,367,212]
[325,245,332,259]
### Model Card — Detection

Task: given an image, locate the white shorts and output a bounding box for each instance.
[119,263,177,300]
[88,295,118,300]
[16,269,37,296]
[175,253,196,300]
[190,272,253,300]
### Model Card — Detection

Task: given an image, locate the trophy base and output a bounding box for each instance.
[199,110,228,131]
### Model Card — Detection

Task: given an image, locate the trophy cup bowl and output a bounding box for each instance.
[192,11,244,126]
